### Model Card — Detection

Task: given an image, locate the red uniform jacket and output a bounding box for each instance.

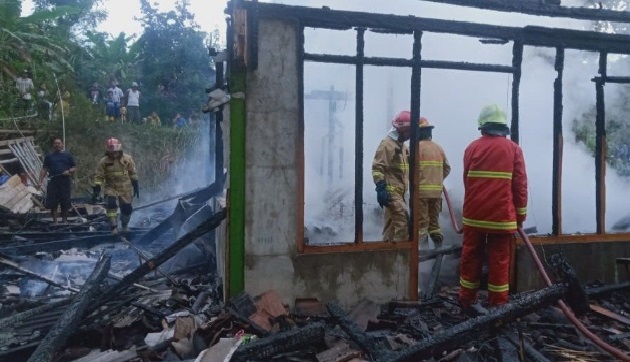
[462,135,528,233]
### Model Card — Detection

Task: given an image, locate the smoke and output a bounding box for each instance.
[296,0,630,243]
[130,118,215,227]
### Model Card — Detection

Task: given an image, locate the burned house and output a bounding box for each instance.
[218,1,630,305]
[4,0,630,361]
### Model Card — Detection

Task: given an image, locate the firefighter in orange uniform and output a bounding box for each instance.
[458,104,528,309]
[372,111,411,242]
[417,118,450,248]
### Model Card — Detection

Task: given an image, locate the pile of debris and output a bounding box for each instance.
[0,175,41,214]
[2,275,630,361]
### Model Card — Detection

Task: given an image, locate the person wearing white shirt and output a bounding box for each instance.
[107,80,124,120]
[15,70,34,114]
[126,82,141,123]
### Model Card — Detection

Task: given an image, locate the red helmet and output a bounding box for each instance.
[106,137,122,152]
[392,111,411,131]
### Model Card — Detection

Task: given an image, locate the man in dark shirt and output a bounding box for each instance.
[39,138,76,224]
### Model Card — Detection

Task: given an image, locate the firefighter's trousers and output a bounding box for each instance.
[383,194,408,242]
[458,228,513,307]
[419,198,443,245]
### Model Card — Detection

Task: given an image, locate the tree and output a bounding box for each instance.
[134,0,214,122]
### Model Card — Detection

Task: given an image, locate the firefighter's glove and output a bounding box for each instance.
[92,185,101,203]
[132,180,140,199]
[375,180,390,208]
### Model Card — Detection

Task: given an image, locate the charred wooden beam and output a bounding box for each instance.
[503,333,552,362]
[419,245,462,262]
[595,75,630,84]
[547,253,589,316]
[552,47,564,236]
[91,208,226,308]
[594,54,607,234]
[304,53,514,73]
[510,41,523,144]
[245,2,630,54]
[0,256,80,293]
[135,181,224,245]
[424,253,444,300]
[419,0,630,24]
[231,322,325,362]
[26,254,110,362]
[0,299,69,326]
[0,233,134,255]
[226,305,270,337]
[327,301,390,359]
[586,282,630,297]
[387,284,567,362]
[387,300,441,314]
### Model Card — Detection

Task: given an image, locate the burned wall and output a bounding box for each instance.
[243,19,410,307]
[516,241,630,290]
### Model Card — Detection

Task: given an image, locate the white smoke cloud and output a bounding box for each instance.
[298,0,630,240]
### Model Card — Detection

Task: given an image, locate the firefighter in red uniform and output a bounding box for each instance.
[458,104,528,309]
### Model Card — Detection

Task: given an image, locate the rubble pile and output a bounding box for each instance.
[1,266,629,362]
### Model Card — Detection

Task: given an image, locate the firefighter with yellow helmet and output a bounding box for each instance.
[92,137,139,234]
[372,111,411,242]
[417,117,450,248]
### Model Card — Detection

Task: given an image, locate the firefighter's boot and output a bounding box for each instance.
[430,233,444,249]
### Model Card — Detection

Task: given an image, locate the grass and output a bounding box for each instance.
[4,90,204,197]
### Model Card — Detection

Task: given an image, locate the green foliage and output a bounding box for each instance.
[0,0,221,194]
[35,121,202,196]
[134,0,213,119]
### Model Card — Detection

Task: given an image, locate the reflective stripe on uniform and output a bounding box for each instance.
[429,228,442,234]
[419,184,443,191]
[460,277,480,290]
[420,161,442,166]
[108,171,125,176]
[106,210,117,217]
[395,163,409,171]
[517,207,527,215]
[386,185,404,194]
[372,171,384,178]
[467,170,512,179]
[462,217,516,230]
[488,283,509,293]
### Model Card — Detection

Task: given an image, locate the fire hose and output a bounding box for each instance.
[442,188,630,361]
[443,188,463,235]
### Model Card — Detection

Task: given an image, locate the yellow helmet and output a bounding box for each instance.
[419,117,434,129]
[477,104,507,130]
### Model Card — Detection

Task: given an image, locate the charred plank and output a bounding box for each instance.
[90,208,226,310]
[387,284,567,362]
[230,321,325,362]
[26,254,111,362]
[326,301,390,359]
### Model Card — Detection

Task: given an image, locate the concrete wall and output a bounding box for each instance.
[516,241,630,291]
[242,19,410,307]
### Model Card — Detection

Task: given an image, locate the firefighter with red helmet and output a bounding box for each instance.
[372,111,411,241]
[93,137,139,234]
[416,117,450,248]
[458,104,528,309]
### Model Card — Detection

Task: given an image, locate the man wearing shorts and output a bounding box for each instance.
[39,138,76,224]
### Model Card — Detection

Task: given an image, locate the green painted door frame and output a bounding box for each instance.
[228,70,246,298]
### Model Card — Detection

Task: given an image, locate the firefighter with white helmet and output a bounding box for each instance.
[93,137,139,234]
[458,104,528,309]
[372,111,411,241]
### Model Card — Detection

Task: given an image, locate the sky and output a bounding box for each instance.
[22,0,228,36]
[94,0,228,36]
